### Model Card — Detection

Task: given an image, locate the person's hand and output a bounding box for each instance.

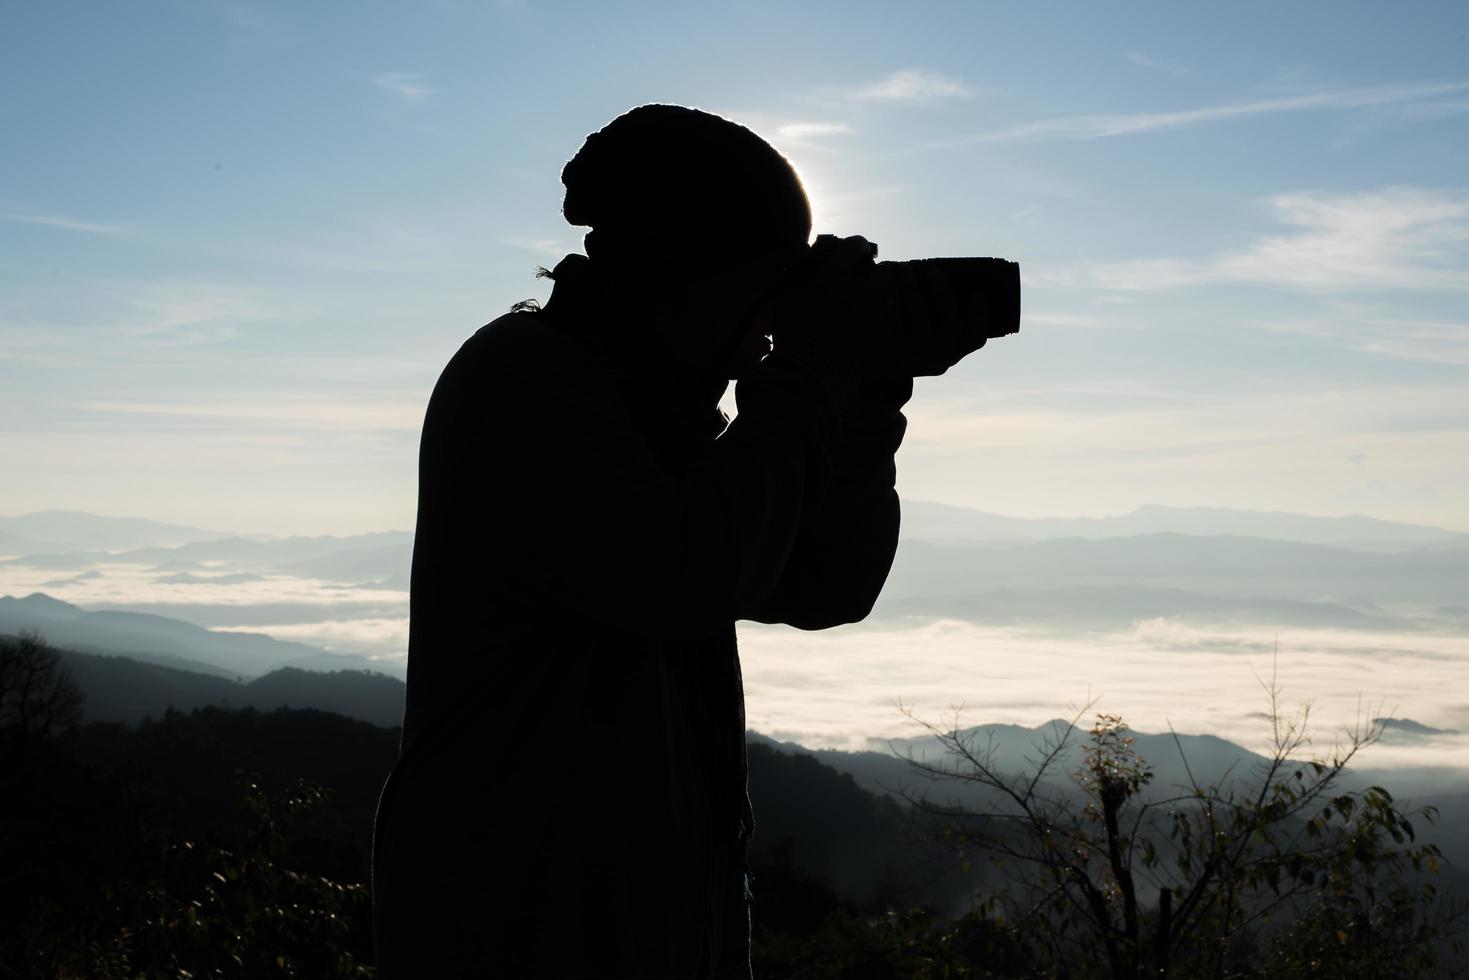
[762,236,890,412]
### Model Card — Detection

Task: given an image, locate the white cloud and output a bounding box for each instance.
[1075,187,1469,293]
[0,210,128,236]
[125,285,281,337]
[853,69,972,102]
[374,71,436,101]
[225,618,409,657]
[1125,51,1189,77]
[87,281,313,345]
[501,236,575,261]
[738,617,1469,770]
[941,79,1469,145]
[775,121,857,141]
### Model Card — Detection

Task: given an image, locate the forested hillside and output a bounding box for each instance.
[50,643,407,727]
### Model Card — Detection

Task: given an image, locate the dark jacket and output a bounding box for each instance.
[372,257,907,978]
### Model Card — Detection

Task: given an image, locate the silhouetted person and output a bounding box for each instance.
[372,105,911,978]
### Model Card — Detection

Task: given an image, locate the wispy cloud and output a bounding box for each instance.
[1125,51,1190,77]
[501,236,575,261]
[1022,312,1112,330]
[1081,186,1469,293]
[1260,310,1469,366]
[119,282,304,342]
[775,121,857,142]
[853,69,972,102]
[374,71,436,101]
[79,398,423,433]
[0,210,129,236]
[0,321,90,368]
[939,79,1469,145]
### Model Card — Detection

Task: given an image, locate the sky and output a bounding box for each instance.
[3,1,1468,536]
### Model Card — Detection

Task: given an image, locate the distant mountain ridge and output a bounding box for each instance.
[0,593,403,679]
[879,533,1469,611]
[751,721,1269,815]
[4,504,1464,559]
[899,500,1468,551]
[45,645,407,727]
[0,511,227,553]
[755,716,1468,811]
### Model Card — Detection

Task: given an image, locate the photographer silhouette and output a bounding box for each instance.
[372,104,915,978]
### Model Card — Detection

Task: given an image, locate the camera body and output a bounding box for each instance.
[806,233,1020,378]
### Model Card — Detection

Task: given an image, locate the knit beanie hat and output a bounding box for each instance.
[561,105,812,268]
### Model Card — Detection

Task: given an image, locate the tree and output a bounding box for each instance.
[896,679,1462,979]
[0,630,84,752]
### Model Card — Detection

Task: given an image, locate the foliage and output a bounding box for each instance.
[5,630,1462,977]
[753,900,1039,979]
[0,631,84,753]
[87,771,376,979]
[894,680,1464,979]
[0,692,384,978]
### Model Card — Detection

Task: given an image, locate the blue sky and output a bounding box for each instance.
[3,1,1467,534]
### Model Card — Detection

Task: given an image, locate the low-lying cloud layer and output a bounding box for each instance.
[737,617,1469,775]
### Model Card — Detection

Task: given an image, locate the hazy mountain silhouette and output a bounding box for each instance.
[0,510,227,552]
[752,723,1273,816]
[0,551,115,571]
[881,534,1469,608]
[10,695,1466,974]
[0,593,393,678]
[0,529,412,587]
[78,598,409,638]
[40,569,104,588]
[0,529,46,555]
[8,509,1467,640]
[1376,717,1463,738]
[109,531,411,571]
[49,644,406,727]
[900,500,1468,552]
[871,584,1400,631]
[150,572,267,586]
[756,722,1469,858]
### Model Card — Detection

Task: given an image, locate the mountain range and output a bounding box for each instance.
[3,504,1467,667]
[879,533,1469,619]
[49,644,407,728]
[38,636,1464,874]
[753,722,1469,869]
[898,500,1469,552]
[5,502,1466,563]
[0,593,401,679]
[0,511,227,554]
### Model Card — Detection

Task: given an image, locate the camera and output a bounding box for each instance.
[804,233,1020,377]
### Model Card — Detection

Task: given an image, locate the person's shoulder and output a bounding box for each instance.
[435,311,617,411]
[451,311,600,375]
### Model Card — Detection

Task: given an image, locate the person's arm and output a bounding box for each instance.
[460,314,843,640]
[740,374,911,630]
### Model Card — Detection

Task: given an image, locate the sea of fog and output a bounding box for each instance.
[3,554,1466,777]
